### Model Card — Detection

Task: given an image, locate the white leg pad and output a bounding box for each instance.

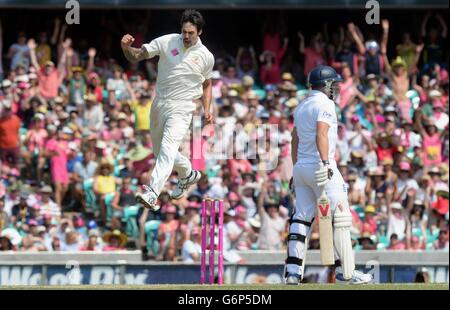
[333,201,354,280]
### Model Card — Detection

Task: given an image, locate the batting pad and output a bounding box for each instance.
[333,201,354,280]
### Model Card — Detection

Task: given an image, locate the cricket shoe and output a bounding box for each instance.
[335,268,373,284]
[135,185,160,211]
[285,273,301,285]
[171,170,202,200]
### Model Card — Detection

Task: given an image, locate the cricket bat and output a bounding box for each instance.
[317,193,334,265]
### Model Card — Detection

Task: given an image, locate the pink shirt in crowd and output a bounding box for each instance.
[303,47,325,76]
[45,138,69,184]
[423,134,442,167]
[38,68,60,99]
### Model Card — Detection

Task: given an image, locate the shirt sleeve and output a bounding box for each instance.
[142,37,161,59]
[203,52,215,80]
[316,100,335,126]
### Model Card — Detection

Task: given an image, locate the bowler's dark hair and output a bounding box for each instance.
[180,9,205,32]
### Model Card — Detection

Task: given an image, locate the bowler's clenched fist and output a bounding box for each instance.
[121,34,135,50]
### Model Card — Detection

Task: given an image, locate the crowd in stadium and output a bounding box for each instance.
[0,11,448,261]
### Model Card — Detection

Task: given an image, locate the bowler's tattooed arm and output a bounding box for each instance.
[122,46,149,63]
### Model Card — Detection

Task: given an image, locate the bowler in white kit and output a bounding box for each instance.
[121,10,214,210]
[286,65,372,285]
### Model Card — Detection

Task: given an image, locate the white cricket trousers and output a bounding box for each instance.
[286,161,348,276]
[149,98,196,196]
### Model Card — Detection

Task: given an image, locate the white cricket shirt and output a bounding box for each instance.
[143,34,214,101]
[294,90,338,165]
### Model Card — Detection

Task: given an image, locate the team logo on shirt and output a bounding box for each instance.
[321,111,333,119]
[190,56,200,64]
[171,48,179,56]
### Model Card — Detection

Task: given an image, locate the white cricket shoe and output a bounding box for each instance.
[335,268,373,284]
[171,170,202,200]
[135,185,160,211]
[285,273,301,285]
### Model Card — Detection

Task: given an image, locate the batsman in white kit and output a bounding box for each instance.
[121,10,214,210]
[285,65,372,285]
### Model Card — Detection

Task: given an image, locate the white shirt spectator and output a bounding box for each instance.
[397,178,419,201]
[387,213,407,240]
[258,212,285,250]
[181,239,202,263]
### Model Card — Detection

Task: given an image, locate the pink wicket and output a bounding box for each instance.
[218,200,224,284]
[200,199,207,284]
[200,198,224,285]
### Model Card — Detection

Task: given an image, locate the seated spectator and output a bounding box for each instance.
[433,229,449,250]
[102,229,127,251]
[361,205,378,236]
[157,204,179,261]
[36,185,61,221]
[358,232,377,250]
[387,233,406,250]
[80,229,102,251]
[181,227,202,263]
[110,175,135,230]
[62,229,82,251]
[93,159,117,225]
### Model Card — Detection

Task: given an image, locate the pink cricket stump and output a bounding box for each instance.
[209,199,216,284]
[218,200,224,284]
[200,199,207,284]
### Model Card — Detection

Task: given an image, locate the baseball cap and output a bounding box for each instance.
[242,75,254,87]
[385,115,396,123]
[62,127,74,135]
[1,99,12,109]
[399,162,411,171]
[365,205,376,214]
[247,91,259,100]
[365,40,379,51]
[1,79,12,88]
[36,226,46,234]
[391,202,403,210]
[225,209,236,217]
[384,105,396,113]
[211,71,221,80]
[429,90,442,98]
[228,89,239,97]
[282,72,294,81]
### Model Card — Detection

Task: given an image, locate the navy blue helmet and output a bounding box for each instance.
[307,65,343,88]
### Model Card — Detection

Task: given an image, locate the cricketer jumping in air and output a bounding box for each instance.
[120,10,214,211]
[286,65,372,285]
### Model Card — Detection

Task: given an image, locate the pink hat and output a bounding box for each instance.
[162,204,177,214]
[228,192,240,201]
[432,99,444,109]
[350,115,359,123]
[88,72,100,80]
[186,201,200,209]
[399,162,411,171]
[376,115,386,123]
[235,205,246,215]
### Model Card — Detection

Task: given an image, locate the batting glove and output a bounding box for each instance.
[315,161,333,187]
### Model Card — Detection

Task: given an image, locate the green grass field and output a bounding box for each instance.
[2,283,448,290]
